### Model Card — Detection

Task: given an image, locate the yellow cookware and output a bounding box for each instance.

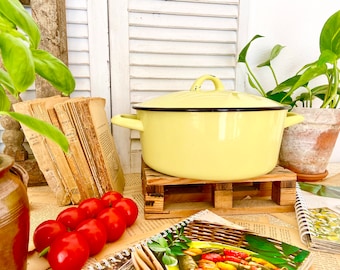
[112,75,303,181]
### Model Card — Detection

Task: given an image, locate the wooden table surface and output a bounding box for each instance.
[27,163,340,270]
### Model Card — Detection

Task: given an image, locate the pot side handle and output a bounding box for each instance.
[284,112,304,128]
[111,114,144,132]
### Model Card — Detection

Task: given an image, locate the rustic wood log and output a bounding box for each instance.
[30,0,69,98]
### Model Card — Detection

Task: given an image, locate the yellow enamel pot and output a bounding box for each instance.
[112,75,304,181]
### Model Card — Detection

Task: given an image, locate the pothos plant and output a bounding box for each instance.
[238,10,340,109]
[0,0,75,152]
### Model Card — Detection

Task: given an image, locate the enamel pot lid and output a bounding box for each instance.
[133,75,288,112]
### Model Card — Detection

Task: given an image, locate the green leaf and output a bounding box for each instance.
[255,254,288,265]
[295,92,313,105]
[169,245,185,256]
[32,49,75,95]
[257,44,285,67]
[0,0,40,48]
[162,254,177,266]
[0,69,16,97]
[238,34,264,63]
[293,250,310,264]
[266,91,293,106]
[167,233,173,242]
[173,242,189,249]
[0,10,16,31]
[0,85,11,111]
[247,74,260,91]
[156,236,169,248]
[320,10,340,56]
[1,111,69,152]
[178,235,191,243]
[245,234,280,253]
[299,182,340,199]
[290,63,328,93]
[272,75,301,94]
[0,32,35,92]
[318,49,338,65]
[311,84,329,95]
[281,242,300,256]
[147,242,168,253]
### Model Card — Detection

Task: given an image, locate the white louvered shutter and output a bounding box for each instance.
[109,0,242,173]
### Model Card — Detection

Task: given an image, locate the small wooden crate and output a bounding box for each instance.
[142,160,297,219]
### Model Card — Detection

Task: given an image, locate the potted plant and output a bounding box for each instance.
[0,0,75,269]
[0,0,75,152]
[238,10,340,181]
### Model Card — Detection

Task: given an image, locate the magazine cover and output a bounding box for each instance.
[85,210,312,270]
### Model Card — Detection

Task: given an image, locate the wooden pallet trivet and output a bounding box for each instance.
[141,160,297,219]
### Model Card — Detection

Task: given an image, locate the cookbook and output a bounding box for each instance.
[295,182,340,254]
[85,209,312,270]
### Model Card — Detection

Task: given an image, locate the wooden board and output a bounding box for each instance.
[142,160,297,219]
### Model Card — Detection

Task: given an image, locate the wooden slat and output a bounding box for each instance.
[142,161,297,219]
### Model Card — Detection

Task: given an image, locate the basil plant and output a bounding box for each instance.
[0,0,75,152]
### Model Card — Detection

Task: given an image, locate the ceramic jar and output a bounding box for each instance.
[0,154,29,270]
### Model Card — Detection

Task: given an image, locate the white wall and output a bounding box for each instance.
[238,0,340,162]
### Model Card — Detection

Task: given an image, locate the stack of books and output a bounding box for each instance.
[14,96,125,206]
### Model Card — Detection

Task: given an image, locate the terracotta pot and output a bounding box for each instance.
[279,107,340,181]
[0,154,30,270]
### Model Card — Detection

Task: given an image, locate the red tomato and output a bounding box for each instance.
[47,231,89,270]
[33,220,67,253]
[101,191,123,207]
[78,198,105,219]
[113,198,138,227]
[56,207,87,230]
[96,207,126,242]
[76,219,107,256]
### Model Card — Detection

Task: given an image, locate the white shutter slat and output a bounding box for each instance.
[130,80,236,102]
[72,78,91,90]
[68,51,89,64]
[67,24,88,38]
[130,40,236,55]
[67,38,89,51]
[130,27,237,43]
[66,9,87,24]
[130,53,235,67]
[129,12,237,30]
[129,0,238,18]
[130,66,235,79]
[69,65,90,77]
[66,0,87,9]
[130,79,233,92]
[130,80,235,94]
